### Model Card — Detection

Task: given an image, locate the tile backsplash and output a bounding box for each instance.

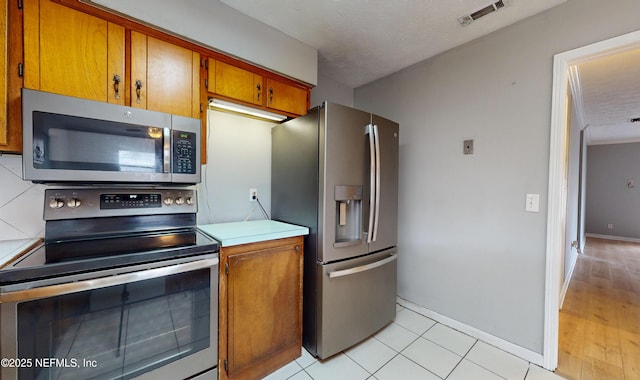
[0,154,45,241]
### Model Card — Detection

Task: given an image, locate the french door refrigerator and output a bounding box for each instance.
[272,101,398,359]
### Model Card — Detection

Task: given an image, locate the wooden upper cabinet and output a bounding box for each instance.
[207,58,311,118]
[4,0,310,155]
[211,59,263,106]
[1,0,7,147]
[23,0,124,103]
[266,78,308,116]
[130,31,199,118]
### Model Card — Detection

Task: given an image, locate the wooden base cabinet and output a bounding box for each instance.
[219,236,303,380]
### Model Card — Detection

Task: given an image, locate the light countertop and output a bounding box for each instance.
[0,238,43,268]
[198,220,309,247]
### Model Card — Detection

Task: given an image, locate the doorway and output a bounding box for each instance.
[545,29,640,370]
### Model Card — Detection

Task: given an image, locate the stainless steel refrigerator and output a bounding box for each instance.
[272,101,398,359]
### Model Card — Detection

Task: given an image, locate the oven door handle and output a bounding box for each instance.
[0,257,219,304]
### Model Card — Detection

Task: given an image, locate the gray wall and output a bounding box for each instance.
[310,73,354,109]
[354,0,640,354]
[92,0,317,85]
[585,142,640,239]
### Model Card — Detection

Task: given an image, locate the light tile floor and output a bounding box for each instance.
[264,304,566,380]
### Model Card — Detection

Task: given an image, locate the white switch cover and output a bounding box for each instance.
[526,193,540,212]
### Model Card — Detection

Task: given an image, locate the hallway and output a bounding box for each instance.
[557,237,640,379]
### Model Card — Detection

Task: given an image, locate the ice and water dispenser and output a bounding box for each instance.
[334,185,363,247]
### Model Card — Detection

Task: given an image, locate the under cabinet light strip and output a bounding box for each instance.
[208,98,287,122]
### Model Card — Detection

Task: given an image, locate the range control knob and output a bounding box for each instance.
[185,197,194,205]
[163,197,174,206]
[175,196,185,205]
[67,198,82,208]
[49,198,65,209]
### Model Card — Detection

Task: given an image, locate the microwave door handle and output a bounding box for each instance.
[365,124,376,244]
[163,127,171,173]
[372,124,381,242]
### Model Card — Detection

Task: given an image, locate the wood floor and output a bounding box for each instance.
[557,237,640,380]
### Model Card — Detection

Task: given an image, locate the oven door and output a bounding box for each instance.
[0,257,218,380]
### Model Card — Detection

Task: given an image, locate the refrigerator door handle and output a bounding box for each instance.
[366,124,376,243]
[372,124,381,242]
[328,253,397,278]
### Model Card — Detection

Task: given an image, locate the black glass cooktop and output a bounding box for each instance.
[0,229,218,286]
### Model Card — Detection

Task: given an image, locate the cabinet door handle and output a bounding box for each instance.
[135,80,143,104]
[113,74,121,100]
[257,83,261,101]
[269,87,273,104]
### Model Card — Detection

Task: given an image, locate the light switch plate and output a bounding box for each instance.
[525,193,540,212]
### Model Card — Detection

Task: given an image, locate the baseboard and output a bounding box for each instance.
[585,233,640,244]
[396,297,544,366]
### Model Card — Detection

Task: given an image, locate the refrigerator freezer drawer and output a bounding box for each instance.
[316,248,397,359]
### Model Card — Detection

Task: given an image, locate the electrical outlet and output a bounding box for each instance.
[249,188,257,202]
[607,223,613,230]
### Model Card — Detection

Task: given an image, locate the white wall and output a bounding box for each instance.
[579,136,588,248]
[91,0,317,85]
[585,142,640,239]
[197,110,274,224]
[562,90,582,298]
[354,0,640,355]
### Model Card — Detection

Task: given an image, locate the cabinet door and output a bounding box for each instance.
[266,78,308,116]
[224,239,302,379]
[23,0,124,103]
[130,31,197,118]
[213,60,263,106]
[1,0,7,146]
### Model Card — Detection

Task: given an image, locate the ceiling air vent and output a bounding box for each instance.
[458,0,510,26]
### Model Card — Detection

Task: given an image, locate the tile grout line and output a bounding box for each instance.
[419,324,477,360]
[442,340,482,380]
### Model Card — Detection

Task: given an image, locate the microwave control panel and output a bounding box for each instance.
[172,130,197,174]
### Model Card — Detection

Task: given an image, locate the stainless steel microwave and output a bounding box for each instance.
[22,89,201,184]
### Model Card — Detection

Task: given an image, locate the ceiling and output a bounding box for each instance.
[219,0,567,88]
[217,0,640,146]
[572,48,640,145]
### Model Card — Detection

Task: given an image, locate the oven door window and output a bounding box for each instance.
[32,111,165,173]
[16,269,210,380]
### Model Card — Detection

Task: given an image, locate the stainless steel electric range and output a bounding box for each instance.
[0,187,219,380]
